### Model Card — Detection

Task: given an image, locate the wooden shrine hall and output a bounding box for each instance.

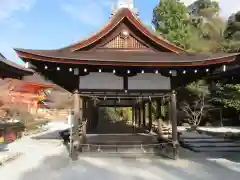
[14,1,240,158]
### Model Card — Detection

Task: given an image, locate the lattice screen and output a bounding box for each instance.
[103,34,148,49]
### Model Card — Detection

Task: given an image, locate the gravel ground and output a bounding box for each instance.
[0,123,240,180]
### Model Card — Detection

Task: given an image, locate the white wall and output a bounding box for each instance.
[79,73,123,90]
[128,73,171,90]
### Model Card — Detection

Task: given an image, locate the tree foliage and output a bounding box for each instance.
[189,0,220,18]
[152,0,238,53]
[186,80,210,97]
[189,0,227,52]
[179,80,210,127]
[152,0,192,49]
[225,11,240,41]
[214,83,240,111]
[223,11,240,52]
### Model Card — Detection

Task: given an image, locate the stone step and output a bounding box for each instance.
[180,138,231,143]
[180,132,212,139]
[185,142,240,147]
[190,146,240,152]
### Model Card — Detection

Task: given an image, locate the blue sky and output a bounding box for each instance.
[0,0,239,65]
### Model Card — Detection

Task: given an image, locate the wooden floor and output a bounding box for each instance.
[86,118,158,145]
[86,134,158,145]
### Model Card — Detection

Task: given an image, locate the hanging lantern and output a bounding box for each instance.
[74,68,79,75]
[223,65,226,72]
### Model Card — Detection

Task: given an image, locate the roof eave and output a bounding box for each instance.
[15,49,238,67]
[0,56,34,77]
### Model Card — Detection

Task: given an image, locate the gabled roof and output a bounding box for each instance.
[14,48,239,67]
[15,8,187,60]
[14,8,240,68]
[61,8,185,53]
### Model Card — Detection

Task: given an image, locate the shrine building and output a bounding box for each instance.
[14,0,240,159]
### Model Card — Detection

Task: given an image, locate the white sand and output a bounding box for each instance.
[0,122,239,180]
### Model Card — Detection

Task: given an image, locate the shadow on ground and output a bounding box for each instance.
[31,129,68,140]
[18,148,240,180]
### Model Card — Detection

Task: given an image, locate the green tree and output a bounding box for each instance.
[214,83,240,111]
[225,11,240,41]
[189,0,226,52]
[189,0,220,18]
[223,11,240,52]
[152,0,226,52]
[220,40,240,53]
[179,80,211,128]
[152,0,192,49]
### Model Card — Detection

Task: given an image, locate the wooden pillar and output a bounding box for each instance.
[156,98,162,136]
[139,103,142,126]
[82,98,87,122]
[148,101,152,132]
[171,90,179,159]
[132,107,135,126]
[71,91,82,154]
[73,91,81,127]
[82,98,87,141]
[94,105,99,128]
[168,100,171,125]
[134,105,138,127]
[142,102,146,127]
[171,91,178,142]
[132,106,136,132]
[138,105,141,126]
[85,98,90,132]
